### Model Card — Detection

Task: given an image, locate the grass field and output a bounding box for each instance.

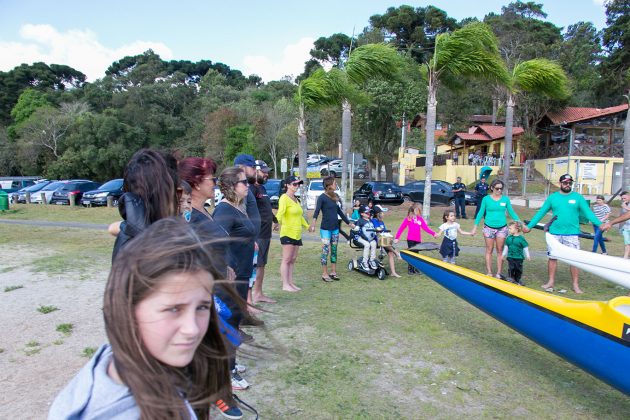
[1,202,629,418]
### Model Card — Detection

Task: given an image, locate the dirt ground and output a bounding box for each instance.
[0,246,108,419]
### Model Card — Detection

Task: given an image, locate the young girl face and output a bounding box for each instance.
[447,212,456,222]
[508,224,519,235]
[135,270,213,368]
[353,200,360,207]
[179,192,192,215]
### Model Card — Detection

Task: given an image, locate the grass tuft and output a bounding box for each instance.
[4,285,23,292]
[37,305,59,314]
[82,347,97,358]
[56,323,74,335]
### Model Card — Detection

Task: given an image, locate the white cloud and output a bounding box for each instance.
[0,24,173,81]
[242,37,314,82]
[592,0,605,6]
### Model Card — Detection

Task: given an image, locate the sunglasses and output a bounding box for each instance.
[236,179,248,186]
[494,187,503,191]
[290,182,301,186]
[203,176,218,184]
[561,181,573,185]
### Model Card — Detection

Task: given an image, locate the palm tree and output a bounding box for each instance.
[421,22,508,222]
[500,59,569,190]
[294,69,348,204]
[339,44,400,200]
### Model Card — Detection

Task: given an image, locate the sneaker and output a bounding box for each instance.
[369,259,378,270]
[231,370,250,390]
[215,399,243,419]
[360,261,370,271]
[234,363,247,373]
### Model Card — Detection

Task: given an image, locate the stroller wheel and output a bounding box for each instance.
[376,268,386,280]
[347,260,354,271]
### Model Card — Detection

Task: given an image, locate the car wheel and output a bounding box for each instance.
[448,198,455,207]
[376,268,386,280]
[329,171,336,178]
[403,195,411,203]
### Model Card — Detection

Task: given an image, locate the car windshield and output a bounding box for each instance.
[42,181,64,191]
[374,183,395,189]
[310,182,324,191]
[98,179,123,190]
[23,182,50,192]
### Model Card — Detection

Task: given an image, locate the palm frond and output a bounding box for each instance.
[345,43,401,86]
[511,59,570,99]
[295,68,346,110]
[431,22,509,86]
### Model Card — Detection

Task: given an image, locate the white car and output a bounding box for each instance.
[29,180,66,204]
[204,187,224,208]
[306,179,344,210]
[307,154,328,164]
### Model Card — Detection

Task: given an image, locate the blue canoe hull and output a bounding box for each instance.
[402,250,630,396]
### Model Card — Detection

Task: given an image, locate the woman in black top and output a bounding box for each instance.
[214,167,257,309]
[309,176,354,281]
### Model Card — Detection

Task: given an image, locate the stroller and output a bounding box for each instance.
[347,227,393,280]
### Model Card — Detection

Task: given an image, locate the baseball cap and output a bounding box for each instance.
[234,154,256,167]
[284,175,303,185]
[359,205,371,214]
[255,159,270,173]
[559,174,573,183]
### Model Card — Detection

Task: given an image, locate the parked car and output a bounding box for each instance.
[320,159,369,179]
[265,179,282,208]
[11,180,54,203]
[403,180,476,206]
[307,154,329,164]
[353,181,404,206]
[305,179,344,210]
[0,176,40,194]
[81,179,124,207]
[50,180,101,205]
[30,181,68,204]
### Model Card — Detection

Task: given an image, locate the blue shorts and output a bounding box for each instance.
[623,228,630,245]
[320,228,339,243]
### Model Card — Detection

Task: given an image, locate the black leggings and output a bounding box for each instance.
[407,240,420,272]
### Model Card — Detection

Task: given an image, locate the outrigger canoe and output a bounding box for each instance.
[401,248,630,396]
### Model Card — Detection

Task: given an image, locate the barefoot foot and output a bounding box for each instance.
[253,295,277,304]
[282,286,300,292]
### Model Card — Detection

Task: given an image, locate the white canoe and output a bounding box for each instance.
[546,232,630,289]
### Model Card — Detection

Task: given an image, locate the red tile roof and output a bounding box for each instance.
[450,125,524,144]
[546,104,628,125]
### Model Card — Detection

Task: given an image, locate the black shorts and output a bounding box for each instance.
[280,236,302,246]
[256,238,271,265]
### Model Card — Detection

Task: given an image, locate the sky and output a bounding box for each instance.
[0,0,608,83]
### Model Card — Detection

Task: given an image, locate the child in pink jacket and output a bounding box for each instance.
[394,203,437,274]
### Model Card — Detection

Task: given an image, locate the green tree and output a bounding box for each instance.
[598,0,630,105]
[499,59,569,189]
[223,124,255,164]
[420,22,508,221]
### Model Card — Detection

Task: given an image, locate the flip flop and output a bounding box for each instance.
[543,287,554,293]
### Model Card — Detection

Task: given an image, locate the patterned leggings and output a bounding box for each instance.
[320,229,340,265]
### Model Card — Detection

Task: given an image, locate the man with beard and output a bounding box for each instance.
[250,159,279,304]
[524,174,601,294]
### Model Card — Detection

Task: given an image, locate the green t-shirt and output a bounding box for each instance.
[526,191,601,235]
[505,235,528,259]
[474,195,520,228]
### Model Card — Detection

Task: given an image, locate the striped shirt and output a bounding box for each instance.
[592,204,610,223]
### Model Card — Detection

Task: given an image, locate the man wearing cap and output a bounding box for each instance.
[524,174,602,294]
[452,176,467,219]
[250,159,278,304]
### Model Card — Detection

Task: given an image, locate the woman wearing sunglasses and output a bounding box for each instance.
[471,179,521,278]
[277,175,310,292]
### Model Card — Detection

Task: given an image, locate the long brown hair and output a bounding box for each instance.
[122,149,179,224]
[104,218,232,419]
[323,176,338,201]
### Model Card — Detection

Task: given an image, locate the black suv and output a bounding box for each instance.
[403,180,476,206]
[353,182,404,206]
[50,180,101,205]
[81,178,124,207]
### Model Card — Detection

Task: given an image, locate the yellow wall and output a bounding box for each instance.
[413,160,501,185]
[533,156,621,195]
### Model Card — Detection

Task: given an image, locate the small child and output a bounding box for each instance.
[177,180,193,221]
[372,208,402,277]
[435,210,472,264]
[502,221,531,285]
[354,205,378,270]
[591,194,610,254]
[350,199,361,220]
[394,203,437,274]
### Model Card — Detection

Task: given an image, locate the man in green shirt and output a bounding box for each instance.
[523,174,602,294]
